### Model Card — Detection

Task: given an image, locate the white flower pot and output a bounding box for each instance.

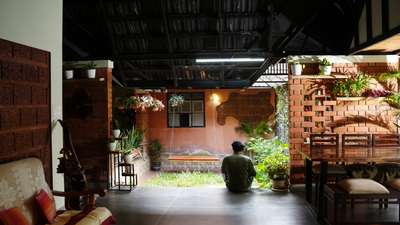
[291,64,303,76]
[319,65,332,75]
[64,70,74,79]
[113,129,121,138]
[87,69,96,79]
[108,142,117,151]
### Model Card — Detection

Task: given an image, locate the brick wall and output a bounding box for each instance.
[289,58,399,183]
[0,38,52,184]
[63,64,113,187]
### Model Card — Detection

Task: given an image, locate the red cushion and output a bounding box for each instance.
[0,208,31,225]
[35,189,56,224]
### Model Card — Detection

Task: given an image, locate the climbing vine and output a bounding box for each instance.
[274,84,289,143]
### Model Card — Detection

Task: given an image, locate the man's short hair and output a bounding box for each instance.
[232,141,245,153]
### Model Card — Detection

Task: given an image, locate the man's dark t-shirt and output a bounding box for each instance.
[221,153,257,192]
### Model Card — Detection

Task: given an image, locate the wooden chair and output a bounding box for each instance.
[310,134,346,205]
[342,134,371,157]
[372,134,400,147]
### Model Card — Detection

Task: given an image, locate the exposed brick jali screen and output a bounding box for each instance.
[0,38,51,185]
[289,61,399,184]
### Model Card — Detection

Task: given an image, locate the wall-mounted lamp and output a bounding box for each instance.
[211,93,221,105]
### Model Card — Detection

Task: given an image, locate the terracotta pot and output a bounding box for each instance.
[319,65,332,75]
[271,179,289,192]
[87,69,96,78]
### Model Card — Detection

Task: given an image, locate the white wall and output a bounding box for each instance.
[0,0,64,207]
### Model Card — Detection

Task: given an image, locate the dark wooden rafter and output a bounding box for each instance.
[381,0,389,33]
[98,0,127,85]
[161,0,178,87]
[218,0,224,87]
[365,0,372,39]
[351,0,366,47]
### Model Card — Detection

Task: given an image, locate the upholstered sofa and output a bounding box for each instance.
[0,158,114,225]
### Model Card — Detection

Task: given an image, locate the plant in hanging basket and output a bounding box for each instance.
[168,94,185,107]
[115,94,165,112]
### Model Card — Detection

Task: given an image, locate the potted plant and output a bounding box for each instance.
[332,73,370,98]
[120,129,144,164]
[85,61,96,79]
[108,137,117,151]
[319,58,332,75]
[112,120,121,138]
[290,62,303,76]
[63,62,75,79]
[263,151,289,191]
[149,139,162,171]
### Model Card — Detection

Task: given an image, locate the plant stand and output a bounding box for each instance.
[118,162,138,191]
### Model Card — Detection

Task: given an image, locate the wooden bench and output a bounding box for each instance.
[323,184,400,225]
[168,155,220,162]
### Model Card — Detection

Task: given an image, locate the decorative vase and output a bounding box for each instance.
[87,69,96,79]
[113,129,121,138]
[291,64,302,76]
[151,161,161,171]
[64,70,74,79]
[319,65,332,75]
[271,179,289,192]
[108,142,117,151]
[124,154,134,164]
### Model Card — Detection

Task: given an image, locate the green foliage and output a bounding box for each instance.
[332,73,370,97]
[84,61,96,70]
[246,137,288,164]
[385,92,400,109]
[114,96,137,109]
[236,121,273,138]
[112,119,120,129]
[247,137,288,188]
[144,172,224,187]
[120,129,144,155]
[319,58,332,66]
[378,71,400,81]
[149,139,162,160]
[274,85,289,143]
[263,151,289,180]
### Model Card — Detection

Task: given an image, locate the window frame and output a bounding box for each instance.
[167,92,206,128]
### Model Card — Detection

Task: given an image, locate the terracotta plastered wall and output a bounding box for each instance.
[289,56,399,183]
[142,89,275,155]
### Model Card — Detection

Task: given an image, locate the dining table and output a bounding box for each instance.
[299,145,400,220]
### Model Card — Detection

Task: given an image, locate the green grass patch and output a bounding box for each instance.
[144,172,225,187]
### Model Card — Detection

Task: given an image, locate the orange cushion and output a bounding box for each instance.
[0,208,30,225]
[35,189,56,224]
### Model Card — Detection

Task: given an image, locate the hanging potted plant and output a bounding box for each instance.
[112,120,121,138]
[263,151,289,191]
[108,137,117,151]
[168,94,185,107]
[120,129,144,164]
[85,61,97,79]
[149,139,162,171]
[319,58,332,75]
[290,62,303,76]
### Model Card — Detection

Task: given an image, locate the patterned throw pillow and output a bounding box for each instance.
[35,189,56,224]
[0,207,31,225]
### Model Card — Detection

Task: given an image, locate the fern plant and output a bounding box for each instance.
[236,121,273,138]
[332,73,370,97]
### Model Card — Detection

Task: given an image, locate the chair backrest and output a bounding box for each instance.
[372,134,400,147]
[342,134,371,153]
[310,134,339,156]
[0,158,52,225]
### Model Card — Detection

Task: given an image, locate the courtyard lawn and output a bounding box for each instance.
[144,172,225,187]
